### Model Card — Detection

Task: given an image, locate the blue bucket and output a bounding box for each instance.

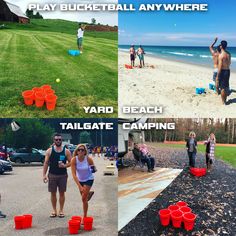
[209,83,214,90]
[68,50,80,56]
[196,88,205,94]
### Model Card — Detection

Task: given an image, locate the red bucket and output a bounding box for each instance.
[168,205,179,212]
[14,216,25,230]
[45,94,57,111]
[41,84,51,91]
[83,217,93,231]
[22,90,34,106]
[32,87,43,95]
[180,207,192,214]
[176,201,188,208]
[71,216,82,230]
[183,212,197,231]
[158,209,171,226]
[23,214,33,228]
[171,210,183,228]
[68,220,79,234]
[35,92,45,108]
[44,88,55,95]
[125,64,133,69]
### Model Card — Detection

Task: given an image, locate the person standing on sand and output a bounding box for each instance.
[209,37,221,91]
[216,40,231,105]
[77,24,86,54]
[129,45,136,67]
[137,45,145,68]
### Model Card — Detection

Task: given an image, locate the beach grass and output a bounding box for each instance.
[149,143,236,168]
[0,19,118,118]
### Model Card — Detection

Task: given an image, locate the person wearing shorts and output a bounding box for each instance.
[216,40,231,104]
[71,144,96,218]
[77,24,85,53]
[209,38,221,92]
[129,45,136,67]
[43,134,72,218]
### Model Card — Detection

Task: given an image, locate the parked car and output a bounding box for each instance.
[0,151,8,160]
[0,159,13,174]
[9,148,45,164]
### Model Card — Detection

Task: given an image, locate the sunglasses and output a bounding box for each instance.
[78,149,85,152]
[54,139,62,141]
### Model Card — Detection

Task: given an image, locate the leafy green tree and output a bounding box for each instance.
[4,119,54,150]
[91,18,96,24]
[79,131,92,144]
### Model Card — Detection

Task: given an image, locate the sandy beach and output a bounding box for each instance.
[119,50,236,118]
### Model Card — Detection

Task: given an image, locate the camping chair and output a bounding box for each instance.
[132,153,146,171]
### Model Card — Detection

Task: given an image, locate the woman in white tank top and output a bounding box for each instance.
[71,144,96,218]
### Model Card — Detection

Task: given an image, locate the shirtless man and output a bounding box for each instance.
[209,37,221,91]
[129,45,136,67]
[216,40,231,104]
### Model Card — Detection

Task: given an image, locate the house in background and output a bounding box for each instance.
[61,133,72,146]
[0,0,29,23]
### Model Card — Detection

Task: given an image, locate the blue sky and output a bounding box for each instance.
[10,0,118,26]
[118,0,236,46]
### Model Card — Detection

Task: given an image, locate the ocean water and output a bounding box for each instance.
[119,45,236,71]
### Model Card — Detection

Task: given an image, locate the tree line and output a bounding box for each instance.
[144,118,236,144]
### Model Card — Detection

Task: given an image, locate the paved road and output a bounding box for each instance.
[0,156,117,236]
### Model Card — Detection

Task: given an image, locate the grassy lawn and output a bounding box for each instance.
[0,19,117,117]
[149,142,236,168]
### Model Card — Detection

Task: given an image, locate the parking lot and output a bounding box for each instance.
[0,156,117,236]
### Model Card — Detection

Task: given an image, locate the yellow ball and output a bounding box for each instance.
[56,78,60,83]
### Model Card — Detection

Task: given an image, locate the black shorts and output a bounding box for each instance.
[130,54,135,61]
[219,69,230,90]
[79,179,94,187]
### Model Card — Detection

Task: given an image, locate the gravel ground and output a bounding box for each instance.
[119,147,236,236]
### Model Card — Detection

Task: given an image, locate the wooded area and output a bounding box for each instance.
[145,118,236,144]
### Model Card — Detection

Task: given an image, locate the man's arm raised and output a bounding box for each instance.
[209,37,218,55]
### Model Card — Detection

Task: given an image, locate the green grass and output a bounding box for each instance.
[152,143,236,168]
[0,19,117,117]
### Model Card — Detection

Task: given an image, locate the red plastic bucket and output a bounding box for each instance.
[176,201,188,208]
[125,64,133,69]
[168,205,179,212]
[158,209,171,226]
[23,214,33,228]
[44,88,55,95]
[180,207,192,214]
[71,216,82,230]
[22,90,34,106]
[35,92,45,108]
[183,212,197,231]
[68,220,79,234]
[45,94,57,111]
[32,87,43,94]
[83,217,93,231]
[171,210,183,228]
[41,84,51,91]
[14,216,25,230]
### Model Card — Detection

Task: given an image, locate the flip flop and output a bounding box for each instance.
[87,191,94,201]
[50,213,57,218]
[58,213,65,218]
[0,212,6,218]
